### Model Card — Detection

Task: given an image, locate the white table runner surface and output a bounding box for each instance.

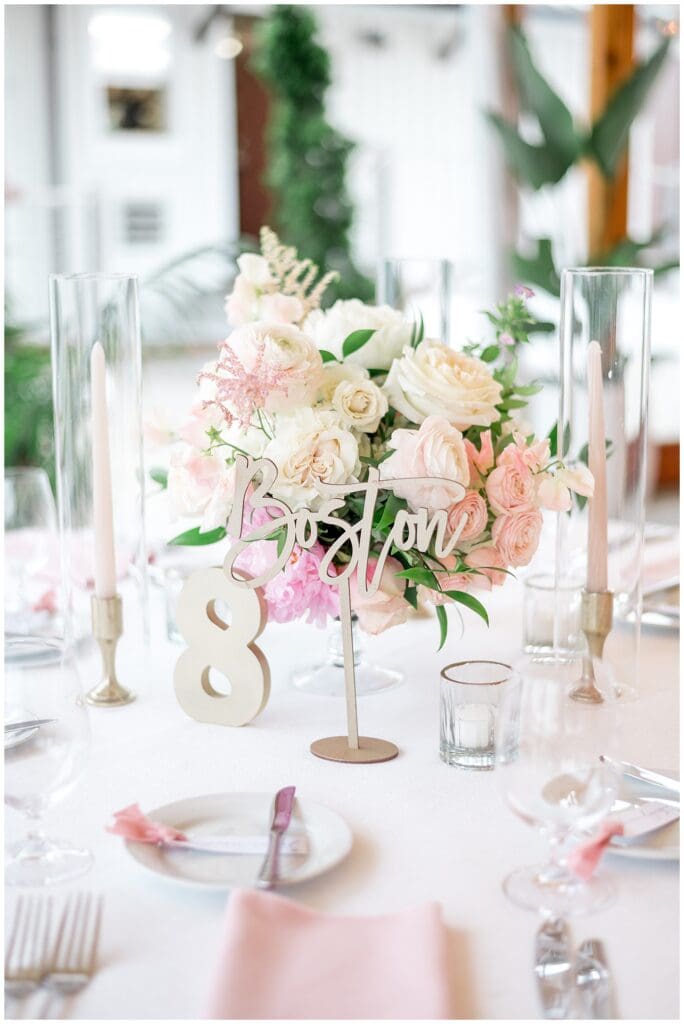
[4,581,679,1020]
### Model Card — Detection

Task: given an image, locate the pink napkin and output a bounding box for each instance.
[107,804,186,844]
[567,820,625,881]
[206,888,452,1020]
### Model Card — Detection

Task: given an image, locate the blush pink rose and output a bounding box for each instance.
[381,415,469,512]
[446,491,488,542]
[167,448,227,519]
[485,463,535,516]
[492,508,543,568]
[350,556,411,635]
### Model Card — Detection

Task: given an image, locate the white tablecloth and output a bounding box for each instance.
[5,582,679,1020]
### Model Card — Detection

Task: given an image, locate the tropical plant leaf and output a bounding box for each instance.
[587,39,671,178]
[509,25,582,167]
[511,238,561,297]
[486,113,573,190]
[342,328,375,358]
[168,526,227,546]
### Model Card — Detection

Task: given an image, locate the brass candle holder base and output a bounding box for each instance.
[87,594,135,707]
[569,589,613,705]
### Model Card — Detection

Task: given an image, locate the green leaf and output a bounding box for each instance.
[396,566,438,588]
[443,590,490,626]
[514,383,543,396]
[403,585,418,610]
[511,239,561,297]
[486,113,573,190]
[342,328,375,358]
[319,349,337,363]
[481,345,500,363]
[150,467,168,489]
[376,492,406,535]
[367,367,387,378]
[509,25,582,167]
[588,39,670,178]
[436,604,448,652]
[168,526,227,546]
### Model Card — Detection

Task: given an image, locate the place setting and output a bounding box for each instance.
[4,4,680,1020]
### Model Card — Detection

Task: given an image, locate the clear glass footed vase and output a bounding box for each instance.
[291,614,403,697]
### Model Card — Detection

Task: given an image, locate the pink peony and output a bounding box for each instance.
[381,415,469,512]
[446,491,488,542]
[350,556,411,635]
[262,544,340,628]
[492,508,543,568]
[485,462,535,516]
[178,401,224,450]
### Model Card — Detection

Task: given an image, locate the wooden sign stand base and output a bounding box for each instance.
[310,579,399,765]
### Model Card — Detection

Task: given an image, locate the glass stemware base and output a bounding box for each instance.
[502,863,616,917]
[5,832,93,887]
[291,615,403,697]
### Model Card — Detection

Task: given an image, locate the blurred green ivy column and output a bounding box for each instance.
[252,4,374,303]
[4,311,54,485]
[487,16,676,298]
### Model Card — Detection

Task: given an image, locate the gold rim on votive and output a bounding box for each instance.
[440,660,514,687]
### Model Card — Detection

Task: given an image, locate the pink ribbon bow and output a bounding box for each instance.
[567,820,625,881]
[106,803,187,845]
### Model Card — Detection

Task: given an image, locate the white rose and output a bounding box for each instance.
[316,361,367,403]
[304,299,412,370]
[332,378,388,433]
[264,408,359,511]
[225,322,324,413]
[384,340,503,429]
[236,253,275,289]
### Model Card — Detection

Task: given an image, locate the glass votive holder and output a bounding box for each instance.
[439,660,514,770]
[523,574,583,663]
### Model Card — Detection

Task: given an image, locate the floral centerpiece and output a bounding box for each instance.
[166,228,591,646]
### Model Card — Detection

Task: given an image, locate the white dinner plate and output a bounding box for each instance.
[607,770,679,862]
[124,792,353,890]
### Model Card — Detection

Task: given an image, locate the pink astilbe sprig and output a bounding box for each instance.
[198,337,294,430]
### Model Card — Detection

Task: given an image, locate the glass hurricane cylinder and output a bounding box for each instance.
[49,273,148,645]
[556,268,652,695]
[291,615,403,697]
[378,258,454,343]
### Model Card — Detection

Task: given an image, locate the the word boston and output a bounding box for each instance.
[174,454,467,764]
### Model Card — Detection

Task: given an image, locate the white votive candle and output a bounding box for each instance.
[90,342,117,598]
[454,703,492,750]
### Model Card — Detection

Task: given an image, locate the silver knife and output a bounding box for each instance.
[575,939,613,1019]
[256,786,296,889]
[600,754,680,796]
[535,917,574,1019]
[5,718,56,734]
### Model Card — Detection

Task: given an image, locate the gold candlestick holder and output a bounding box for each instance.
[569,589,613,705]
[87,594,135,707]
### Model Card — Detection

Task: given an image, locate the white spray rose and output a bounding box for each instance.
[332,378,388,433]
[383,340,503,429]
[264,408,359,511]
[304,299,412,370]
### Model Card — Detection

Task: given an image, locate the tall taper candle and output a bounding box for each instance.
[586,340,608,592]
[91,342,117,598]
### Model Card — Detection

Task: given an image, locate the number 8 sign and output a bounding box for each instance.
[173,568,270,727]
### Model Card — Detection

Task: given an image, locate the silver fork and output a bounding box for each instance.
[41,893,103,1000]
[5,896,52,1000]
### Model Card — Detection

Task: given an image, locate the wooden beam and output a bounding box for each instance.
[587,4,635,258]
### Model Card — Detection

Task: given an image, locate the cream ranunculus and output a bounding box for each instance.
[304,299,412,370]
[225,322,324,413]
[332,378,388,433]
[264,408,359,510]
[383,341,503,429]
[317,361,369,404]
